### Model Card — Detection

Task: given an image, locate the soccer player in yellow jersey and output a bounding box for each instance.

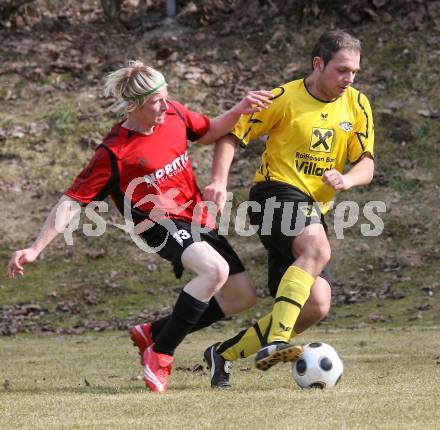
[202,30,375,387]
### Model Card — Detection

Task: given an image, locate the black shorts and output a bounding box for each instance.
[140,219,245,279]
[248,181,331,297]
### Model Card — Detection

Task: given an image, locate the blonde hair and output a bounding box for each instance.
[103,60,166,113]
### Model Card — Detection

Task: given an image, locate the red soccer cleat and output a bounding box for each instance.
[130,323,153,365]
[143,345,173,393]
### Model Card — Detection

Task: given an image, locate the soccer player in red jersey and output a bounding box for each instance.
[6,60,272,393]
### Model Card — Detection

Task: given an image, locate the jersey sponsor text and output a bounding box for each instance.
[144,152,189,186]
[295,160,334,177]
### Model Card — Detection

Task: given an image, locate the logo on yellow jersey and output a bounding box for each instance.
[339,121,353,132]
[309,127,334,153]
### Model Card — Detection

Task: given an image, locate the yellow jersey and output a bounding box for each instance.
[232,78,374,213]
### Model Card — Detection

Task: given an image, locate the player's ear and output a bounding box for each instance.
[313,56,324,72]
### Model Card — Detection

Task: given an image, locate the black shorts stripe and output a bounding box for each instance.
[275,296,303,310]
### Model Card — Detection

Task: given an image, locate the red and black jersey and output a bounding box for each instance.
[65,100,215,228]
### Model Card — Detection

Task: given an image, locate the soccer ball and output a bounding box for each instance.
[292,342,343,389]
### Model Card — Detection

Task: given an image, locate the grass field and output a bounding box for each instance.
[1,4,440,430]
[1,327,439,430]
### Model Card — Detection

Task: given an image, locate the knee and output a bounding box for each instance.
[300,240,331,269]
[309,294,331,321]
[293,227,331,270]
[315,298,331,320]
[203,260,230,295]
[321,245,331,266]
[311,242,331,267]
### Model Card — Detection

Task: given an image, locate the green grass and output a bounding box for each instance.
[50,109,79,136]
[0,74,29,99]
[1,328,439,429]
[1,9,440,429]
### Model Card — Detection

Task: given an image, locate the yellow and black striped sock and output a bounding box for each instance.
[216,315,303,361]
[268,265,314,343]
[216,313,272,361]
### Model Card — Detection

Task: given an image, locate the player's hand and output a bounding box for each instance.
[231,90,273,115]
[322,169,352,191]
[203,181,227,213]
[6,248,39,279]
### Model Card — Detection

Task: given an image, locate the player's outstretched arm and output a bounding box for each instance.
[6,195,81,278]
[322,155,374,191]
[203,134,240,213]
[197,90,272,145]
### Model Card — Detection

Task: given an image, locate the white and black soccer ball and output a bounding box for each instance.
[292,342,343,389]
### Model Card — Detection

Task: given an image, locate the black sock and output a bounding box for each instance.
[151,297,225,341]
[153,290,208,356]
[191,296,225,331]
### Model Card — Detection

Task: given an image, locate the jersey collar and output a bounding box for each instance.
[303,78,338,104]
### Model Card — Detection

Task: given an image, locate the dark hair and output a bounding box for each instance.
[311,30,361,68]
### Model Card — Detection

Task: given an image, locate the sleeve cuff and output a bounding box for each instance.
[351,151,374,165]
